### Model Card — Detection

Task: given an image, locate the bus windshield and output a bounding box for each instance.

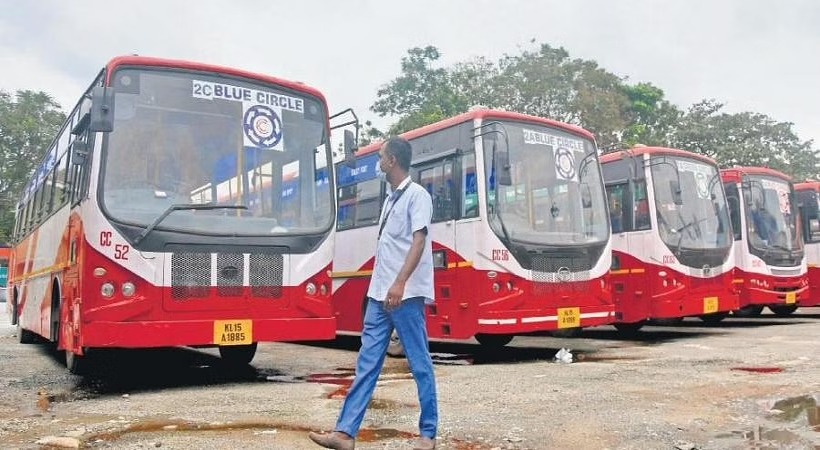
[101,68,333,237]
[485,122,609,246]
[652,156,731,253]
[745,175,802,253]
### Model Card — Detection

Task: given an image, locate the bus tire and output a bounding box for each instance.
[475,334,514,348]
[386,330,405,358]
[768,305,798,316]
[733,305,764,317]
[14,294,36,344]
[219,343,257,366]
[614,321,645,335]
[65,349,88,375]
[699,312,729,323]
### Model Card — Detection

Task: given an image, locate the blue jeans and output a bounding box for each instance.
[335,297,438,439]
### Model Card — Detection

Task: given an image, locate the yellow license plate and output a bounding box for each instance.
[557,307,580,329]
[785,292,796,304]
[703,297,719,314]
[214,320,252,346]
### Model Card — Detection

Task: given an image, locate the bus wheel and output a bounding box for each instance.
[65,349,88,375]
[733,305,764,317]
[17,321,36,344]
[386,330,405,358]
[475,334,514,348]
[768,305,798,316]
[14,299,35,344]
[614,321,645,335]
[219,343,258,366]
[699,312,729,324]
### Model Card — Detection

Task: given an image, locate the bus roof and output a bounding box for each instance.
[105,55,328,105]
[720,166,792,183]
[599,146,718,166]
[795,181,820,192]
[353,108,596,157]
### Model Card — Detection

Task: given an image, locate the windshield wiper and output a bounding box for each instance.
[133,203,249,245]
[674,215,708,255]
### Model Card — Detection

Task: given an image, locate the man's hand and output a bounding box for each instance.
[386,281,405,310]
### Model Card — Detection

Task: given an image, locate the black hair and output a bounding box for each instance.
[384,137,412,171]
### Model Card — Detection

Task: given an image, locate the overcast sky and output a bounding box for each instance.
[2,0,819,147]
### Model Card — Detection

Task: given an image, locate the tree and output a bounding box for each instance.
[620,82,683,148]
[671,100,819,180]
[372,46,467,135]
[372,44,631,147]
[0,90,66,243]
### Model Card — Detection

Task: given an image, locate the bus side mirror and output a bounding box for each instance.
[670,179,683,205]
[343,129,357,169]
[496,151,512,186]
[89,86,115,132]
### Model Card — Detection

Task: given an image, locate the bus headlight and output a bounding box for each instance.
[101,283,115,298]
[122,282,136,297]
[306,282,317,296]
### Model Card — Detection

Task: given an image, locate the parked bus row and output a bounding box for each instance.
[5,56,818,375]
[332,110,820,350]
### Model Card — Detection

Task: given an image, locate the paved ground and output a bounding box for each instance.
[0,308,818,449]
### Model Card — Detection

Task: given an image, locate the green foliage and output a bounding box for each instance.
[0,90,66,244]
[671,100,818,180]
[370,43,819,180]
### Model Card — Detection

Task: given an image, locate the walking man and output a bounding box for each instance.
[309,137,438,450]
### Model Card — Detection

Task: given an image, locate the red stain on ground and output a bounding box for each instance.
[731,367,784,374]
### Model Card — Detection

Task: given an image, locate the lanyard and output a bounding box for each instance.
[377,182,412,240]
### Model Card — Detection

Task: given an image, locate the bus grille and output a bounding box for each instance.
[171,252,211,299]
[250,253,284,298]
[170,252,284,299]
[531,254,591,292]
[217,253,244,296]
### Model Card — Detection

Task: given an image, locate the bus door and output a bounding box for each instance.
[606,178,653,323]
[414,155,469,339]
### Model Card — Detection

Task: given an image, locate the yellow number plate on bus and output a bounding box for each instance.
[785,292,796,304]
[703,297,719,314]
[557,307,580,329]
[214,320,252,346]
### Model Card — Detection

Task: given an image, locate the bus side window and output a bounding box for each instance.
[336,178,382,231]
[461,152,478,218]
[605,183,630,233]
[419,160,456,223]
[633,180,651,230]
[724,183,742,241]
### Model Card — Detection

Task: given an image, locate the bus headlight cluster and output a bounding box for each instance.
[122,282,136,297]
[306,282,317,296]
[101,283,115,298]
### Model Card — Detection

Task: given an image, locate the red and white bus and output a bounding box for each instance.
[600,147,739,332]
[721,167,807,316]
[6,56,345,373]
[791,181,820,311]
[331,109,614,348]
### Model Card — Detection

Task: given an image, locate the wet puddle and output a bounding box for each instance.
[769,394,820,431]
[717,394,820,448]
[78,418,490,448]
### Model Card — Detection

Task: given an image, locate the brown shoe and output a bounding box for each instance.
[308,431,355,450]
[412,436,436,450]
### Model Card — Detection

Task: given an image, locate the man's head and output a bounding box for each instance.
[378,137,412,185]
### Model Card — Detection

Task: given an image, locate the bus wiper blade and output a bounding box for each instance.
[133,203,249,245]
[674,215,708,255]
